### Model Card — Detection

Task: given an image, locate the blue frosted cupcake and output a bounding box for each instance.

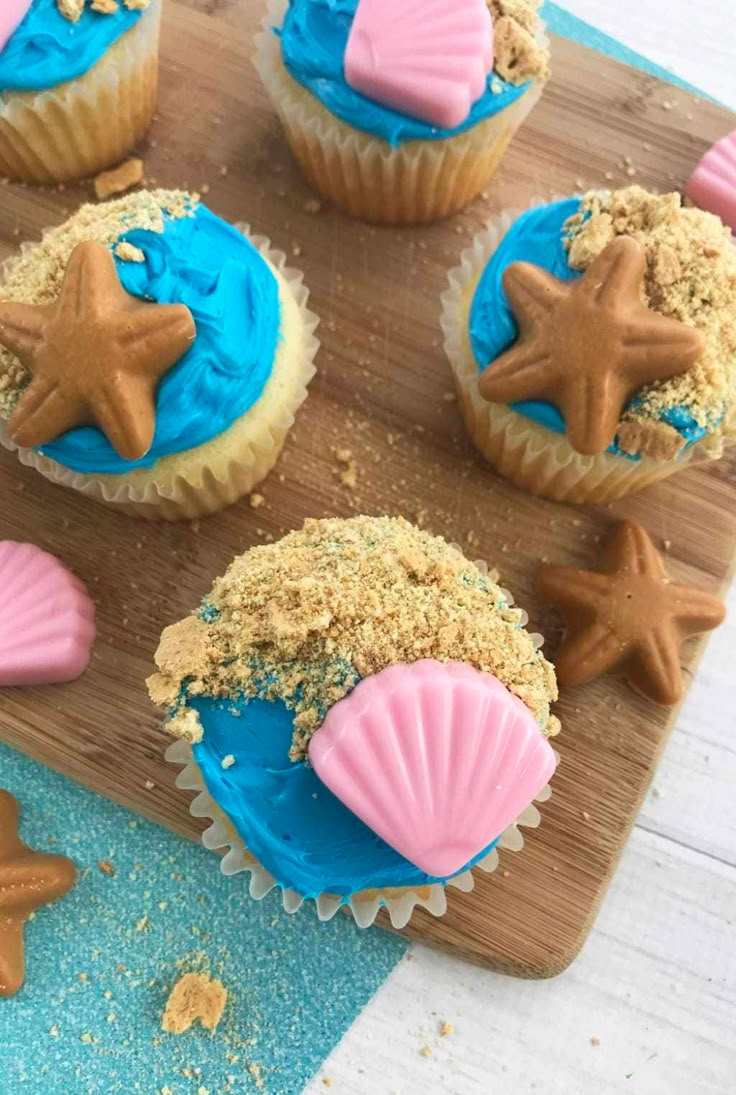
[152,516,560,928]
[255,0,549,225]
[0,0,162,183]
[0,189,318,519]
[442,186,736,503]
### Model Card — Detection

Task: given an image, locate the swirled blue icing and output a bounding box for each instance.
[191,694,500,899]
[470,197,708,457]
[279,0,531,148]
[38,202,281,475]
[0,0,144,93]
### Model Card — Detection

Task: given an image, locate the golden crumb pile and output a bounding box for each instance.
[161,971,228,1034]
[0,190,197,418]
[565,187,736,460]
[148,516,560,759]
[58,0,150,21]
[488,0,549,84]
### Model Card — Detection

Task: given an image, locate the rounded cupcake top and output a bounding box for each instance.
[0,189,282,475]
[0,0,150,93]
[150,514,560,754]
[279,0,549,147]
[472,186,736,461]
[149,516,559,897]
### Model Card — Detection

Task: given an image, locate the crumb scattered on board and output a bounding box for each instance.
[161,971,228,1035]
[94,158,145,201]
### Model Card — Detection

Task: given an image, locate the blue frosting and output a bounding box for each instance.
[38,202,282,476]
[279,0,531,147]
[469,197,708,456]
[0,0,144,93]
[191,694,500,899]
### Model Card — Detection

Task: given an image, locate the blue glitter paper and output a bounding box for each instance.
[0,744,408,1095]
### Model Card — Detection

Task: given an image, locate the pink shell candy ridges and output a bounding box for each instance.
[0,0,32,54]
[309,660,556,879]
[344,0,495,131]
[685,130,736,232]
[0,542,96,687]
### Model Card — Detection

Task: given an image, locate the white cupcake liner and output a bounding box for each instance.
[0,227,319,520]
[0,0,161,184]
[254,0,547,226]
[165,739,556,930]
[440,200,728,504]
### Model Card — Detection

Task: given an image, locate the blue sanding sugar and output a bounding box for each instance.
[0,744,407,1094]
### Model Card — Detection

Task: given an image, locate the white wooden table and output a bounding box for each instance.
[306,5,736,1092]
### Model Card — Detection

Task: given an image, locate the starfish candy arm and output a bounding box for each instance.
[628,623,684,705]
[536,566,613,611]
[93,376,158,461]
[585,235,646,306]
[0,302,50,366]
[560,371,625,455]
[0,919,25,998]
[667,585,726,635]
[621,313,706,381]
[552,621,630,688]
[0,854,77,913]
[502,262,569,328]
[0,792,21,858]
[606,520,667,579]
[115,303,196,376]
[8,378,87,449]
[57,241,122,322]
[478,341,553,404]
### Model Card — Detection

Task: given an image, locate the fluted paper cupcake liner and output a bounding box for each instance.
[165,739,555,930]
[0,228,319,520]
[254,0,546,226]
[0,0,161,184]
[440,201,729,504]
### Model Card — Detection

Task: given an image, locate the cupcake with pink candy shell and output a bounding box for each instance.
[0,0,161,184]
[151,515,560,928]
[255,0,549,226]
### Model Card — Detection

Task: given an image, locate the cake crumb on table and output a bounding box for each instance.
[94,158,145,201]
[440,1021,454,1037]
[162,971,228,1034]
[421,1044,433,1058]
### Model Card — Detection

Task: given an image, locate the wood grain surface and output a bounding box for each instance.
[0,0,734,978]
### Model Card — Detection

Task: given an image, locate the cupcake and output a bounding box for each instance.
[255,0,549,226]
[442,186,736,504]
[0,0,162,184]
[0,190,318,520]
[150,516,560,928]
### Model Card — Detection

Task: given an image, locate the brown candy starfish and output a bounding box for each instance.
[0,241,196,461]
[537,520,725,705]
[0,789,76,997]
[478,236,706,455]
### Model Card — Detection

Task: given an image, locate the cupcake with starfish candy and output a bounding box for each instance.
[151,516,560,928]
[0,0,162,184]
[442,186,736,503]
[255,0,549,225]
[0,190,318,519]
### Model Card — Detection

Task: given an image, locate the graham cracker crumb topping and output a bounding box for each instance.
[564,187,736,458]
[148,516,560,759]
[58,0,149,17]
[162,972,227,1034]
[488,0,549,84]
[0,190,197,420]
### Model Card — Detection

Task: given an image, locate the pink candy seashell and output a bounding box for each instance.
[0,542,96,687]
[0,0,32,55]
[686,130,736,232]
[344,0,495,131]
[309,659,555,878]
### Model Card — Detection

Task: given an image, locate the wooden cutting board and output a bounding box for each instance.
[0,1,734,979]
